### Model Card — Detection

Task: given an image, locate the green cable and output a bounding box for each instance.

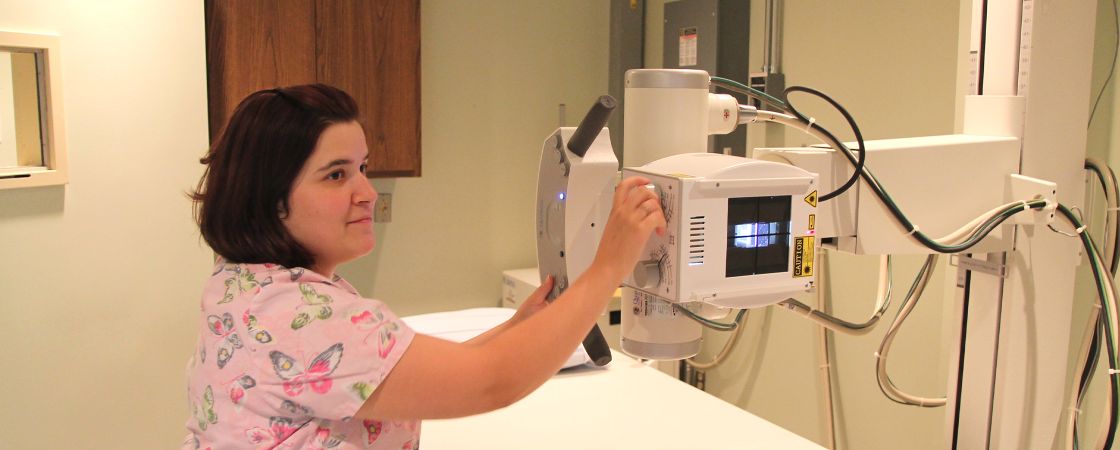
[710,76,787,111]
[672,304,746,332]
[1061,203,1120,447]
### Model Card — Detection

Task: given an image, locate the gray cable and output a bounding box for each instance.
[779,254,893,336]
[672,304,745,332]
[875,254,944,407]
[684,310,750,370]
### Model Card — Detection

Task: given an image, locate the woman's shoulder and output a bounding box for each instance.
[207,260,357,294]
[203,259,385,327]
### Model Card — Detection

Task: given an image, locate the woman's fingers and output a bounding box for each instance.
[590,176,670,281]
[512,275,553,324]
[638,198,668,236]
[613,176,651,210]
[529,275,554,301]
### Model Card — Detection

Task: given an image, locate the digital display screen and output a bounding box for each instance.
[726,196,791,277]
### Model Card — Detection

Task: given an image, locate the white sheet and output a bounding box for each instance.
[401,307,592,369]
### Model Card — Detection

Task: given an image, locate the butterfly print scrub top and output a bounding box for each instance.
[184,261,418,450]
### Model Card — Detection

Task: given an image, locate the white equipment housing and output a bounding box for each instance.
[754,133,1056,255]
[535,127,616,295]
[535,120,620,367]
[616,68,824,360]
[623,153,818,308]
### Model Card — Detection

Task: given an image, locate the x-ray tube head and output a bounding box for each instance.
[622,153,818,309]
[619,153,818,360]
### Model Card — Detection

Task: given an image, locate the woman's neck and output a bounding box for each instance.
[309,264,336,280]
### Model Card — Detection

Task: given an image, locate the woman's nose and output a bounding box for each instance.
[355,179,378,205]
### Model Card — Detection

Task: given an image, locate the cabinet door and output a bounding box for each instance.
[204,0,317,141]
[205,0,421,177]
[317,0,421,177]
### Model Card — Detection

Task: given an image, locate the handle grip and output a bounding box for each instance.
[567,95,617,158]
[581,323,613,366]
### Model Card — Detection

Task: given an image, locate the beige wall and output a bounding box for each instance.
[0,1,213,448]
[340,0,610,317]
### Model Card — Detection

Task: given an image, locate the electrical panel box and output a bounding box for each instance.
[662,0,751,157]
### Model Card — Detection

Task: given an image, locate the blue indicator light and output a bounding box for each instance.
[559,192,566,201]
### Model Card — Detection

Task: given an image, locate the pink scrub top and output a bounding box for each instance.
[183,261,418,449]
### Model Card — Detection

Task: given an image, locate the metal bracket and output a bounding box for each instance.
[951,254,1007,287]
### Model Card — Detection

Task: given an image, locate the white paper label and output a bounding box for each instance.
[679,27,697,67]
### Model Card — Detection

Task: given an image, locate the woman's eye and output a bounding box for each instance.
[328,170,345,181]
[359,163,369,173]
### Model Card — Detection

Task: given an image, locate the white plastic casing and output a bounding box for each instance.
[707,93,739,136]
[623,153,819,309]
[754,135,1022,255]
[624,69,711,164]
[620,69,801,360]
[536,128,617,294]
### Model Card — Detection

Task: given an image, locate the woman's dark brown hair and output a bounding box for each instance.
[191,84,360,268]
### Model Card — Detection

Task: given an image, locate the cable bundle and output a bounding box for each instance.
[707,75,1120,447]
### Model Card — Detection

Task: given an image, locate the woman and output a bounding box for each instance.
[184,84,664,449]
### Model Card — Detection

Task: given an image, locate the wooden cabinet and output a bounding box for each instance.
[205,0,421,177]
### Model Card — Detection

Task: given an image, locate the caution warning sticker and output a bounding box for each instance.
[793,236,815,278]
[808,214,816,231]
[804,190,818,208]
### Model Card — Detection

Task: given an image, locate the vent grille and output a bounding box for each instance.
[688,216,706,266]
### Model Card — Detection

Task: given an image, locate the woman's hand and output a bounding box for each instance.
[510,275,554,325]
[591,176,667,283]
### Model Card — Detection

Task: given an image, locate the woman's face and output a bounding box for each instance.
[283,121,377,276]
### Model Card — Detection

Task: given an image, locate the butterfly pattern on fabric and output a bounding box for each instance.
[242,310,273,344]
[349,307,400,359]
[269,343,344,397]
[350,382,376,402]
[225,374,256,409]
[292,283,334,330]
[394,421,420,450]
[220,265,273,304]
[278,399,314,418]
[182,434,201,450]
[188,262,418,449]
[191,385,218,431]
[362,420,384,445]
[309,425,345,450]
[208,313,244,369]
[245,416,305,449]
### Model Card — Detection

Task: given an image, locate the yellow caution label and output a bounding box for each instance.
[808,214,816,231]
[804,190,818,208]
[793,236,815,278]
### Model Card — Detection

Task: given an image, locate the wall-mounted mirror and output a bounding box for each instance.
[0,31,66,189]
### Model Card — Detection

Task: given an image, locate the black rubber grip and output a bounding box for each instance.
[566,95,617,158]
[582,323,613,366]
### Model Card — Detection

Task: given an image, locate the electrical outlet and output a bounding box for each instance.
[374,193,392,223]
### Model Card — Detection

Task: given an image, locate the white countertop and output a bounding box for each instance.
[422,351,825,449]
